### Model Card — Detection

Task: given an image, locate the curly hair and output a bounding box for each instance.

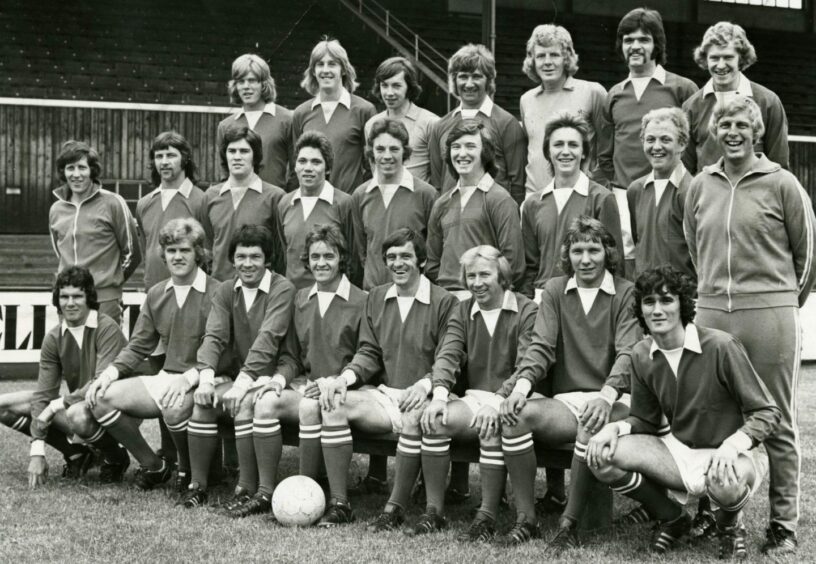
[158,217,210,272]
[522,24,580,83]
[300,223,349,276]
[365,118,412,162]
[300,37,358,96]
[616,7,667,66]
[57,140,102,184]
[228,53,277,105]
[149,131,198,187]
[707,95,765,143]
[640,107,690,146]
[444,119,498,180]
[633,265,697,335]
[370,56,422,103]
[559,216,619,276]
[448,43,496,97]
[693,21,757,72]
[542,112,591,165]
[53,266,99,313]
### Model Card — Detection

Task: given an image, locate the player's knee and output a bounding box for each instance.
[191,404,217,423]
[235,396,254,420]
[253,393,281,420]
[576,426,592,444]
[589,459,623,484]
[705,475,747,506]
[321,403,348,426]
[401,408,422,433]
[163,405,192,427]
[479,434,501,448]
[91,396,114,419]
[67,404,98,438]
[298,398,320,424]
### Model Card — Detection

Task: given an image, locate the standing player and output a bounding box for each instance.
[365,57,439,183]
[520,24,612,194]
[428,44,527,203]
[291,38,376,193]
[85,219,222,492]
[278,131,355,289]
[587,265,780,559]
[419,246,537,540]
[0,267,129,486]
[216,54,294,190]
[683,22,788,173]
[49,141,141,325]
[627,108,694,280]
[497,217,639,548]
[599,8,698,277]
[180,225,294,511]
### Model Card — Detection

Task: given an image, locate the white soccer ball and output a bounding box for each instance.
[272,475,326,527]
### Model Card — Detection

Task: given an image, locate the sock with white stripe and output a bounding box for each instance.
[84,425,125,463]
[386,433,422,512]
[299,423,323,478]
[253,418,282,496]
[610,471,682,522]
[321,424,353,503]
[234,419,258,493]
[0,411,86,459]
[562,441,594,524]
[478,444,506,520]
[502,432,537,520]
[165,419,190,474]
[96,409,161,470]
[421,435,451,513]
[187,418,218,489]
[710,485,751,528]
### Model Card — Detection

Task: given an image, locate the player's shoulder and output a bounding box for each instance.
[350,94,376,112]
[588,178,614,197]
[628,173,649,194]
[612,275,635,297]
[412,176,439,197]
[514,291,538,314]
[365,110,387,130]
[96,311,122,332]
[666,71,699,93]
[217,112,236,129]
[543,275,569,294]
[274,104,294,119]
[260,180,286,198]
[631,336,653,361]
[292,99,314,115]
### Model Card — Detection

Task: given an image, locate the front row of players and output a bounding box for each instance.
[0,216,780,558]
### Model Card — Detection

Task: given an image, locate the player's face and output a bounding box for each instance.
[371,132,405,178]
[706,43,740,92]
[465,257,504,310]
[314,54,343,93]
[548,127,584,177]
[64,157,93,196]
[154,146,185,184]
[533,44,566,85]
[233,244,266,288]
[450,133,485,179]
[569,239,606,288]
[59,285,90,327]
[295,147,327,192]
[385,242,422,289]
[236,71,263,108]
[308,241,342,286]
[640,289,682,337]
[454,70,488,108]
[643,120,684,177]
[379,71,409,111]
[226,138,254,180]
[715,110,755,164]
[164,239,198,281]
[621,28,655,72]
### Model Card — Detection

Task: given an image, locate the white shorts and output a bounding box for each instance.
[458,389,504,415]
[139,372,197,411]
[553,390,630,420]
[288,376,309,395]
[361,384,408,433]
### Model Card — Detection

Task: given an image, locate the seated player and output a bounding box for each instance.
[0,267,128,486]
[587,265,781,559]
[419,246,537,540]
[85,218,223,492]
[310,228,457,529]
[180,225,295,510]
[236,224,367,518]
[497,217,640,547]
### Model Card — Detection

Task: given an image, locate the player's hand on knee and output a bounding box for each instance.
[586,423,620,468]
[222,385,249,417]
[28,456,48,489]
[303,381,320,400]
[194,382,216,407]
[470,406,500,440]
[399,382,428,413]
[420,399,448,434]
[86,366,119,407]
[318,377,346,412]
[706,443,739,486]
[499,392,526,427]
[160,374,193,410]
[253,380,283,404]
[579,398,612,435]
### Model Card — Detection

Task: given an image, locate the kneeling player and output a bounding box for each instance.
[420,246,537,541]
[0,267,128,486]
[86,218,220,492]
[587,265,780,558]
[497,217,639,547]
[181,225,294,511]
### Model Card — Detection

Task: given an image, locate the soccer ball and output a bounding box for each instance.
[272,475,326,527]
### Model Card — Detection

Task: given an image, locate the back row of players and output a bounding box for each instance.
[1,6,812,560]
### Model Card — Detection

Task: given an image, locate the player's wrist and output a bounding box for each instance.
[199,368,215,387]
[512,378,532,398]
[431,387,449,403]
[340,370,356,387]
[29,440,46,457]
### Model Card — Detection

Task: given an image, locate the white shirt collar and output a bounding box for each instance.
[164,267,207,293]
[470,290,518,319]
[150,177,194,198]
[454,96,494,118]
[384,275,432,305]
[452,172,494,195]
[649,323,703,359]
[293,181,335,205]
[565,270,616,295]
[702,72,753,97]
[311,88,352,110]
[233,269,273,294]
[61,309,98,335]
[625,63,666,86]
[234,102,276,119]
[645,163,688,189]
[307,274,351,301]
[219,176,263,195]
[539,171,590,198]
[366,168,415,193]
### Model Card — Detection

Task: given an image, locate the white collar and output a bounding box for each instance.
[366,168,415,193]
[649,323,703,359]
[470,290,518,319]
[454,96,494,118]
[452,172,494,195]
[384,275,431,305]
[645,163,688,189]
[307,274,351,301]
[150,177,194,198]
[625,64,666,86]
[540,171,590,198]
[234,269,273,294]
[311,88,352,110]
[61,309,98,335]
[293,181,335,204]
[702,72,753,97]
[234,102,277,119]
[219,176,263,195]
[565,270,616,295]
[164,267,207,293]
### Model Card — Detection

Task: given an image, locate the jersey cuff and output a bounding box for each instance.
[30,440,46,457]
[271,374,287,390]
[723,430,753,454]
[48,397,67,414]
[182,368,199,388]
[416,377,432,394]
[617,421,632,436]
[599,385,617,405]
[512,378,532,397]
[341,370,357,387]
[232,372,254,391]
[432,387,449,402]
[199,369,215,387]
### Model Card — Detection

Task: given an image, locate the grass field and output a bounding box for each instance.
[1,369,814,564]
